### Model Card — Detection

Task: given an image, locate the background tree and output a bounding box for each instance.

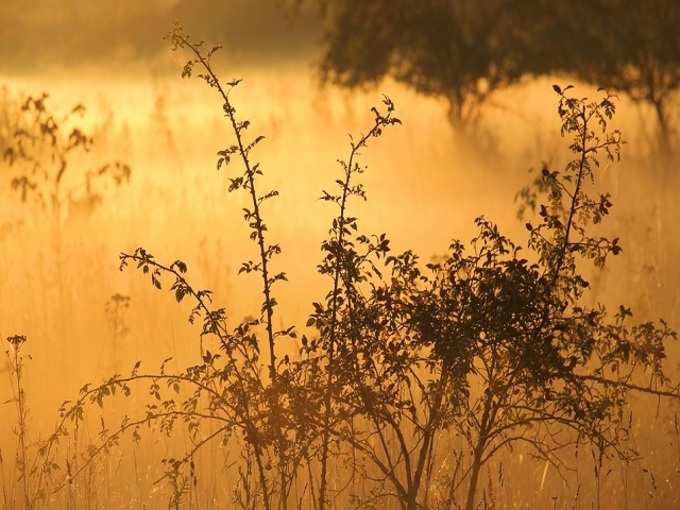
[313,0,680,145]
[532,1,680,152]
[316,0,528,125]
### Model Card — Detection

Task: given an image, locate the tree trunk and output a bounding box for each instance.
[652,98,671,158]
[463,444,485,510]
[404,493,419,510]
[464,395,492,510]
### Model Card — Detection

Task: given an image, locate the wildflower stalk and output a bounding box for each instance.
[6,335,31,510]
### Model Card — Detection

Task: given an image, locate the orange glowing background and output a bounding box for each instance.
[1,2,679,509]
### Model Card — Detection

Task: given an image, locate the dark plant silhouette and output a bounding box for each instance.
[300,86,679,510]
[0,87,24,160]
[426,88,676,510]
[314,95,401,510]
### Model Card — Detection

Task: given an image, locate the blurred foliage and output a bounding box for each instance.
[2,93,131,221]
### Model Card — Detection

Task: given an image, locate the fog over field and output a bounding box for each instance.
[1,3,680,509]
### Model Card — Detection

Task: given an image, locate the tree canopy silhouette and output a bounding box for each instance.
[316,0,680,144]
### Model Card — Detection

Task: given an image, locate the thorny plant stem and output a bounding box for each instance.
[317,106,399,510]
[175,34,286,510]
[177,35,278,383]
[330,264,437,510]
[464,391,494,510]
[550,104,589,289]
[318,125,372,510]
